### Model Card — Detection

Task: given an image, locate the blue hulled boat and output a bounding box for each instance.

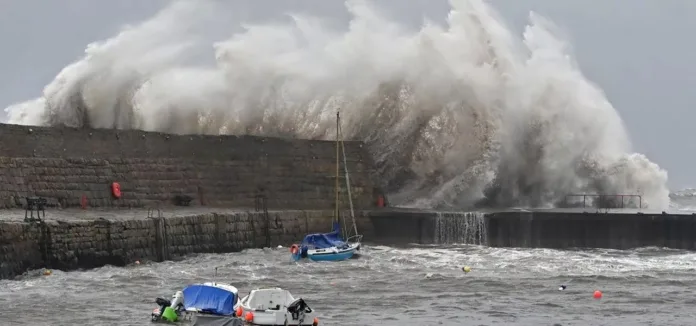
[291,223,361,262]
[291,112,363,262]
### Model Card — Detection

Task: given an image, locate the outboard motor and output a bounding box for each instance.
[287,298,313,324]
[155,297,172,308]
[152,291,184,322]
[152,297,172,321]
[287,298,312,321]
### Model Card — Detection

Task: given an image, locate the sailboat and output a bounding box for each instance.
[290,111,363,262]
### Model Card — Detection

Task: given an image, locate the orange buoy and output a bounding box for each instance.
[235,306,242,317]
[593,290,603,299]
[290,244,299,255]
[111,182,122,199]
[244,311,254,322]
[313,317,319,326]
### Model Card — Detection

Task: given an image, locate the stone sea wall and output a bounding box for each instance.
[485,210,696,250]
[368,208,696,251]
[368,209,487,245]
[0,210,373,279]
[0,123,379,209]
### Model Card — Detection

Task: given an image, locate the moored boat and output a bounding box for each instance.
[291,111,363,262]
[151,282,242,325]
[291,228,361,262]
[235,287,319,326]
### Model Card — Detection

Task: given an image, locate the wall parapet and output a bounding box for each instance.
[0,123,379,209]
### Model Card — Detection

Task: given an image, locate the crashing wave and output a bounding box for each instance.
[4,0,670,209]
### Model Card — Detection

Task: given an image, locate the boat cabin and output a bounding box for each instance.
[240,288,297,310]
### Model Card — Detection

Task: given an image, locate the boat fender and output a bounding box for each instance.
[111,182,122,198]
[161,306,178,322]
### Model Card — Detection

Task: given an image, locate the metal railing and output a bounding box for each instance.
[563,194,643,209]
[25,196,47,222]
[346,234,363,244]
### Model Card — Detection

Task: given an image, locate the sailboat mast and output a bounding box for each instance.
[334,111,340,224]
[338,122,359,237]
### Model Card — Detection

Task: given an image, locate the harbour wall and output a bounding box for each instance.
[368,209,487,245]
[369,208,696,250]
[485,210,696,250]
[5,206,696,279]
[0,123,382,279]
[0,123,379,209]
[0,209,374,279]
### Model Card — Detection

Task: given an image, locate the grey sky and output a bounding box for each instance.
[0,0,694,189]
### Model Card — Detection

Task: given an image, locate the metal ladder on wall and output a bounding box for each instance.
[147,207,170,262]
[254,194,270,248]
[24,196,51,268]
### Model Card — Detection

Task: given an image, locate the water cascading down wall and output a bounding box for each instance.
[367,207,696,251]
[368,209,487,245]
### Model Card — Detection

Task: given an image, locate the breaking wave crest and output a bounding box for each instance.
[4,0,669,209]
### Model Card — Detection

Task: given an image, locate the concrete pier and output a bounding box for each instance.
[486,209,696,250]
[369,208,486,245]
[369,207,696,250]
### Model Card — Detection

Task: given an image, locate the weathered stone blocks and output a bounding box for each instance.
[0,210,373,279]
[0,123,379,210]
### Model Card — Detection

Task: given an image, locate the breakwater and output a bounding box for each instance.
[0,123,383,279]
[0,123,378,209]
[5,206,696,279]
[369,208,696,250]
[368,208,487,245]
[486,209,696,250]
[0,208,374,279]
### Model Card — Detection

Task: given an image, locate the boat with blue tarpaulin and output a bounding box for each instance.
[151,282,243,325]
[290,111,363,262]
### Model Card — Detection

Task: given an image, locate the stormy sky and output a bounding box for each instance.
[0,0,693,189]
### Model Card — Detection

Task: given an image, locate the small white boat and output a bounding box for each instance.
[235,287,319,326]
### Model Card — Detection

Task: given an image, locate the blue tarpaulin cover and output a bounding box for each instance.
[301,232,345,249]
[183,284,236,316]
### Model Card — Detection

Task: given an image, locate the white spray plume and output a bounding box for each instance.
[4,0,670,209]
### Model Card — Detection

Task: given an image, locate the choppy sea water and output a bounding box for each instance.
[2,245,696,326]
